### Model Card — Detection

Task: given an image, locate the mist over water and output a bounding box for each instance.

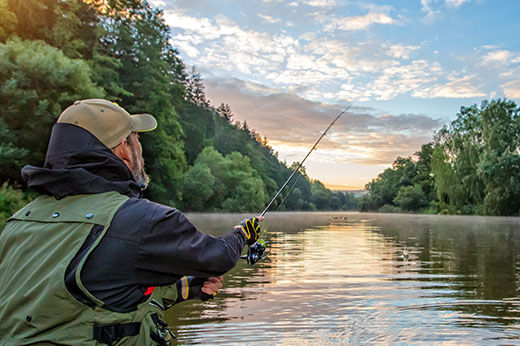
[166,212,520,344]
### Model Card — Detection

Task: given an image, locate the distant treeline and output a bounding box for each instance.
[0,0,357,228]
[360,99,520,216]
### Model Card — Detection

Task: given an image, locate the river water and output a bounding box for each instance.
[165,212,520,344]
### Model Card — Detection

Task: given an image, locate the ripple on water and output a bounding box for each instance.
[171,212,520,344]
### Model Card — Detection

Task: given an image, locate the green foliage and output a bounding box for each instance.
[378,204,401,213]
[285,188,303,210]
[0,38,103,183]
[361,99,520,216]
[96,2,188,204]
[0,182,34,229]
[311,180,332,210]
[0,0,353,213]
[433,99,520,215]
[431,144,464,213]
[478,100,520,215]
[393,184,427,211]
[360,156,417,211]
[0,0,17,41]
[360,144,438,213]
[179,102,215,165]
[179,100,303,210]
[181,164,214,211]
[4,0,100,59]
[6,0,53,41]
[333,191,359,210]
[181,147,265,212]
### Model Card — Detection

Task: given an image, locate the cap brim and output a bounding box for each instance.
[130,113,157,132]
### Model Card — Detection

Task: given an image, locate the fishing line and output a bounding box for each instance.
[258,170,304,260]
[260,106,350,217]
[261,169,303,236]
[244,106,350,265]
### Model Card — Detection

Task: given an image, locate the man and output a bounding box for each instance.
[0,99,263,345]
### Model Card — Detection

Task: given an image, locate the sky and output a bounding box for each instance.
[149,0,520,190]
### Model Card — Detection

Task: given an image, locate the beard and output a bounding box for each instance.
[130,148,150,190]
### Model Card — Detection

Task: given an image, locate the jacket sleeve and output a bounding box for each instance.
[135,204,246,285]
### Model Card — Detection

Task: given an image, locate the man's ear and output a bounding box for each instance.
[112,139,132,166]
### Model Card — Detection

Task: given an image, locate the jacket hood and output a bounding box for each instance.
[22,123,142,199]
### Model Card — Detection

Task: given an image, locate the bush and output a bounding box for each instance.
[0,183,34,229]
[393,184,427,211]
[421,200,440,214]
[378,204,401,213]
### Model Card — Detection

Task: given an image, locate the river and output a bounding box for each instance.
[165,212,520,344]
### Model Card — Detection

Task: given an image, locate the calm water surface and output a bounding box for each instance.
[165,212,520,344]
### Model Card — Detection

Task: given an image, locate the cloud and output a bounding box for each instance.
[385,43,420,59]
[502,81,520,99]
[164,11,299,76]
[481,49,520,66]
[338,59,443,101]
[421,0,442,23]
[445,0,470,7]
[421,0,471,23]
[149,0,167,7]
[302,0,336,7]
[165,11,441,103]
[204,77,443,165]
[258,13,280,24]
[325,6,398,31]
[413,73,486,98]
[163,9,509,105]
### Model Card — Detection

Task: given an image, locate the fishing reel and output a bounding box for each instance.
[241,239,267,266]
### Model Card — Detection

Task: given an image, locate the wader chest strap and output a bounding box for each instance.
[93,322,141,345]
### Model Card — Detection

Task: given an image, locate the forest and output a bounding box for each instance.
[1,1,519,230]
[0,0,358,228]
[360,99,520,216]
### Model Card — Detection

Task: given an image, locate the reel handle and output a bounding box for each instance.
[241,240,267,266]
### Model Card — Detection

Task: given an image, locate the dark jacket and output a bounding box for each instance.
[22,123,246,312]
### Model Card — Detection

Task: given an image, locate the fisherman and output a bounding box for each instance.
[0,99,263,345]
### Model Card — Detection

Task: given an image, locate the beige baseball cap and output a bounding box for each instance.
[57,99,157,148]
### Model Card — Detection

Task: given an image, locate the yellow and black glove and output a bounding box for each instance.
[236,217,261,246]
[176,276,214,302]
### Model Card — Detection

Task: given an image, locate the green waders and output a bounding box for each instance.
[0,191,177,345]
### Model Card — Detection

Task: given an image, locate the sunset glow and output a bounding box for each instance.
[150,0,520,189]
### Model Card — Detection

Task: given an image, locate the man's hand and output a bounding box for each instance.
[236,216,264,245]
[176,276,224,302]
[201,276,223,296]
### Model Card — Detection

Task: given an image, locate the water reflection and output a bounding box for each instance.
[166,212,520,344]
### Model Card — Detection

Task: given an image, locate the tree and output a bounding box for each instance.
[185,66,209,109]
[311,180,332,210]
[285,188,303,210]
[432,99,520,215]
[331,191,358,210]
[181,164,214,211]
[216,103,233,122]
[394,184,427,211]
[360,157,417,211]
[181,147,266,212]
[0,0,342,213]
[97,2,188,204]
[0,38,104,184]
[431,144,465,213]
[0,0,17,41]
[478,99,520,215]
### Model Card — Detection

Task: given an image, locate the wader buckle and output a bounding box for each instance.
[93,322,141,345]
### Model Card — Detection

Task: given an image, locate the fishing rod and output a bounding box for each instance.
[244,106,350,265]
